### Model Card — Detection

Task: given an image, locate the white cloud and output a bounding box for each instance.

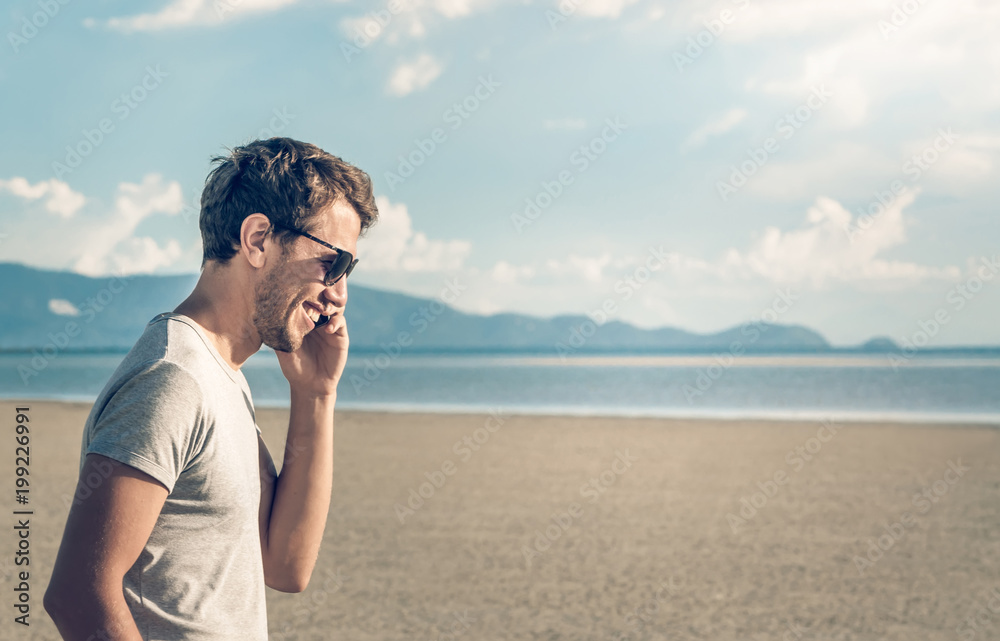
[115,174,185,220]
[439,190,973,342]
[340,14,390,46]
[0,174,188,277]
[48,299,81,316]
[386,54,443,96]
[681,108,747,151]
[544,252,614,283]
[677,189,960,287]
[359,196,470,271]
[73,174,185,275]
[719,0,886,41]
[445,246,686,332]
[572,0,640,18]
[747,130,1000,203]
[108,237,185,274]
[914,131,1000,190]
[490,260,535,283]
[337,0,488,48]
[481,190,957,300]
[0,177,85,218]
[734,0,1000,131]
[748,48,870,129]
[745,141,895,202]
[94,0,300,32]
[431,0,494,19]
[103,0,637,40]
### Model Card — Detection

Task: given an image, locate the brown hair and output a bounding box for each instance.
[199,137,378,264]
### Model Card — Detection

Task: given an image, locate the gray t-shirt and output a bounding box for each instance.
[80,312,269,641]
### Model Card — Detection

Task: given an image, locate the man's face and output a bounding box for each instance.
[252,199,361,352]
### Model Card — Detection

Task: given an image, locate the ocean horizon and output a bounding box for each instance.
[4,350,1000,425]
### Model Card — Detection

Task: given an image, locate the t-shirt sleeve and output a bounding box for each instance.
[86,359,206,494]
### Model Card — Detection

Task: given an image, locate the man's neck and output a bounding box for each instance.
[173,262,262,370]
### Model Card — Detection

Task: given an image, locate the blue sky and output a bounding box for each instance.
[2,0,999,346]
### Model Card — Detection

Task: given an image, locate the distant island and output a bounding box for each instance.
[0,262,922,355]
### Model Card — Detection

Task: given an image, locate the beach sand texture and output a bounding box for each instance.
[2,400,999,640]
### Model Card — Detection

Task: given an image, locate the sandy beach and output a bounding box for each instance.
[3,400,999,641]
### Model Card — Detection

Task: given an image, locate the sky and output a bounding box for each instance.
[2,0,999,346]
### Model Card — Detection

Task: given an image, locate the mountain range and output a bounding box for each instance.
[0,263,894,354]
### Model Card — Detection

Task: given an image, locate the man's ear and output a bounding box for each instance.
[240,213,275,270]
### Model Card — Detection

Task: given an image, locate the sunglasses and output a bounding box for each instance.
[271,222,358,286]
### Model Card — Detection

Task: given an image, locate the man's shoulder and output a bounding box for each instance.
[129,313,228,378]
[85,312,251,438]
[83,319,217,494]
[95,314,217,406]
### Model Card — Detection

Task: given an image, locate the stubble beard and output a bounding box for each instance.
[253,257,308,353]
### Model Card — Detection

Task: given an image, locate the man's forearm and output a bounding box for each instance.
[262,391,336,591]
[46,586,144,641]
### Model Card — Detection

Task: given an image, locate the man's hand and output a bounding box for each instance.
[275,311,348,398]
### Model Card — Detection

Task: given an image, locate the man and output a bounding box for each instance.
[43,138,379,640]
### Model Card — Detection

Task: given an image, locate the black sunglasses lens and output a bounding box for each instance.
[326,252,354,284]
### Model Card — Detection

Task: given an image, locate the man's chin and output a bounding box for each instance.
[259,328,302,354]
[254,300,310,353]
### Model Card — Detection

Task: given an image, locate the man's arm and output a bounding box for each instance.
[44,454,168,641]
[257,394,336,593]
[257,291,349,593]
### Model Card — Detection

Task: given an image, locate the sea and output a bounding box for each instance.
[2,349,1000,424]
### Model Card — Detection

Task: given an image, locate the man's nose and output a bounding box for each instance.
[321,278,348,308]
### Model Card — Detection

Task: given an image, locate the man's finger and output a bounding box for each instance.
[325,313,347,336]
